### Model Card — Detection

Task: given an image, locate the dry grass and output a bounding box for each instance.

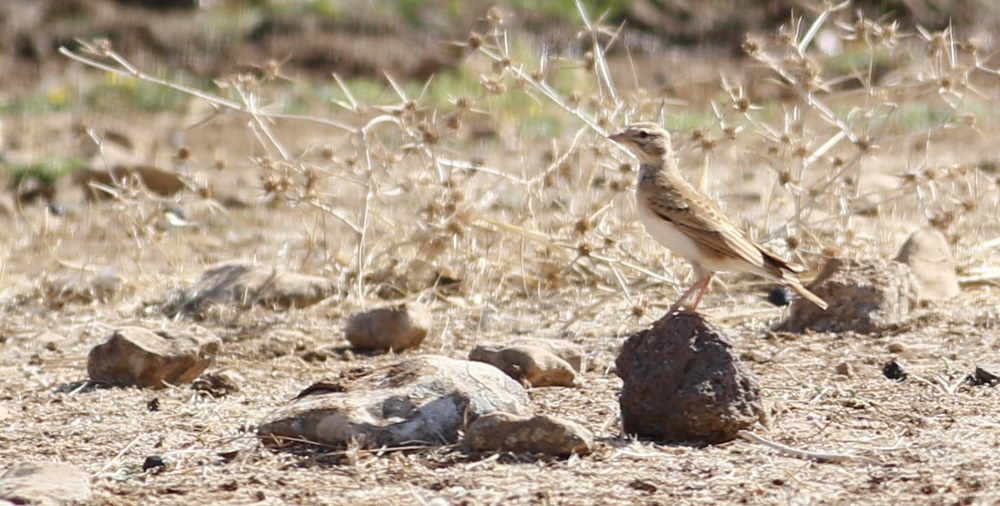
[2,1,1000,504]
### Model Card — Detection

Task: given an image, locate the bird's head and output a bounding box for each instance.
[608,122,672,165]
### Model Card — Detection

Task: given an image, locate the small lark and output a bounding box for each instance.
[609,122,828,313]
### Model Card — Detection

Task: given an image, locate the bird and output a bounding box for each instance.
[608,122,828,313]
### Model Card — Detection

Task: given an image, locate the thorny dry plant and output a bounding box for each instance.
[57,0,1000,323]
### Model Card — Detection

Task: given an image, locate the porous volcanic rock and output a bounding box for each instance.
[258,355,531,449]
[615,311,762,444]
[87,326,220,388]
[778,258,918,334]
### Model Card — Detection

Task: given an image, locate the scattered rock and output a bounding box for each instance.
[882,360,908,381]
[766,286,794,307]
[76,165,188,200]
[969,364,1000,386]
[141,456,166,473]
[615,311,763,444]
[258,355,530,449]
[190,370,242,397]
[42,268,121,308]
[0,462,91,505]
[509,337,588,373]
[894,228,961,301]
[468,345,575,387]
[463,412,593,457]
[886,342,907,354]
[778,258,918,334]
[166,261,338,316]
[834,362,853,377]
[87,326,220,388]
[345,303,431,352]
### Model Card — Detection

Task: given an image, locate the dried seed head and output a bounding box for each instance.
[213,159,227,171]
[455,96,474,111]
[793,143,809,158]
[577,242,592,257]
[446,114,462,131]
[962,198,978,212]
[743,36,762,56]
[699,136,717,152]
[531,69,544,82]
[929,31,948,56]
[723,126,739,140]
[960,36,982,55]
[822,245,839,257]
[734,96,753,114]
[924,167,942,180]
[786,235,800,250]
[568,90,583,106]
[175,146,192,160]
[583,51,595,71]
[574,217,591,235]
[691,129,706,141]
[321,146,335,160]
[778,170,795,186]
[631,305,646,318]
[486,6,504,26]
[558,160,573,179]
[854,134,875,152]
[467,32,484,50]
[418,122,439,145]
[962,113,977,127]
[619,162,632,173]
[832,155,846,167]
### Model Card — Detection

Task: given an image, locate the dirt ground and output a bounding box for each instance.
[2,1,1000,505]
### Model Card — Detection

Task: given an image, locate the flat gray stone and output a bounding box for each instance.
[258,355,531,449]
[166,261,337,316]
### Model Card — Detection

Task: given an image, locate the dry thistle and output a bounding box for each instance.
[576,242,592,257]
[486,6,504,26]
[467,32,484,51]
[631,305,646,319]
[742,36,762,56]
[175,146,192,161]
[574,217,592,236]
[786,236,800,250]
[213,159,227,171]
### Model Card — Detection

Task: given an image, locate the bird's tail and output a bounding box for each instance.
[786,280,828,310]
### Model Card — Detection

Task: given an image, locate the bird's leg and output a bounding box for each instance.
[668,270,713,314]
[687,273,714,311]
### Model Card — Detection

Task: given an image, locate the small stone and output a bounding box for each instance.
[469,345,575,387]
[886,342,907,354]
[970,364,1000,386]
[778,258,919,334]
[76,164,187,200]
[463,412,593,457]
[345,303,431,352]
[766,286,794,307]
[615,311,763,444]
[190,370,242,397]
[87,326,220,388]
[882,360,908,381]
[258,355,529,449]
[895,228,961,301]
[166,261,338,315]
[141,455,166,473]
[509,337,587,372]
[834,362,853,377]
[0,462,91,505]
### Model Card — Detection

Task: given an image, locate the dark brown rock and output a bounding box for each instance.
[166,261,338,316]
[468,345,575,387]
[778,258,918,334]
[0,462,91,505]
[87,326,220,388]
[345,303,430,352]
[615,311,762,444]
[76,165,188,200]
[464,412,593,457]
[895,228,960,301]
[258,355,530,449]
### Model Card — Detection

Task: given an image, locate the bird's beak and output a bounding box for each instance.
[608,131,626,143]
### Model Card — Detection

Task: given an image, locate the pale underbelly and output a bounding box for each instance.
[637,204,754,274]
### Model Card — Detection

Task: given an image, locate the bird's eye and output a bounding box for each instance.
[638,131,649,139]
